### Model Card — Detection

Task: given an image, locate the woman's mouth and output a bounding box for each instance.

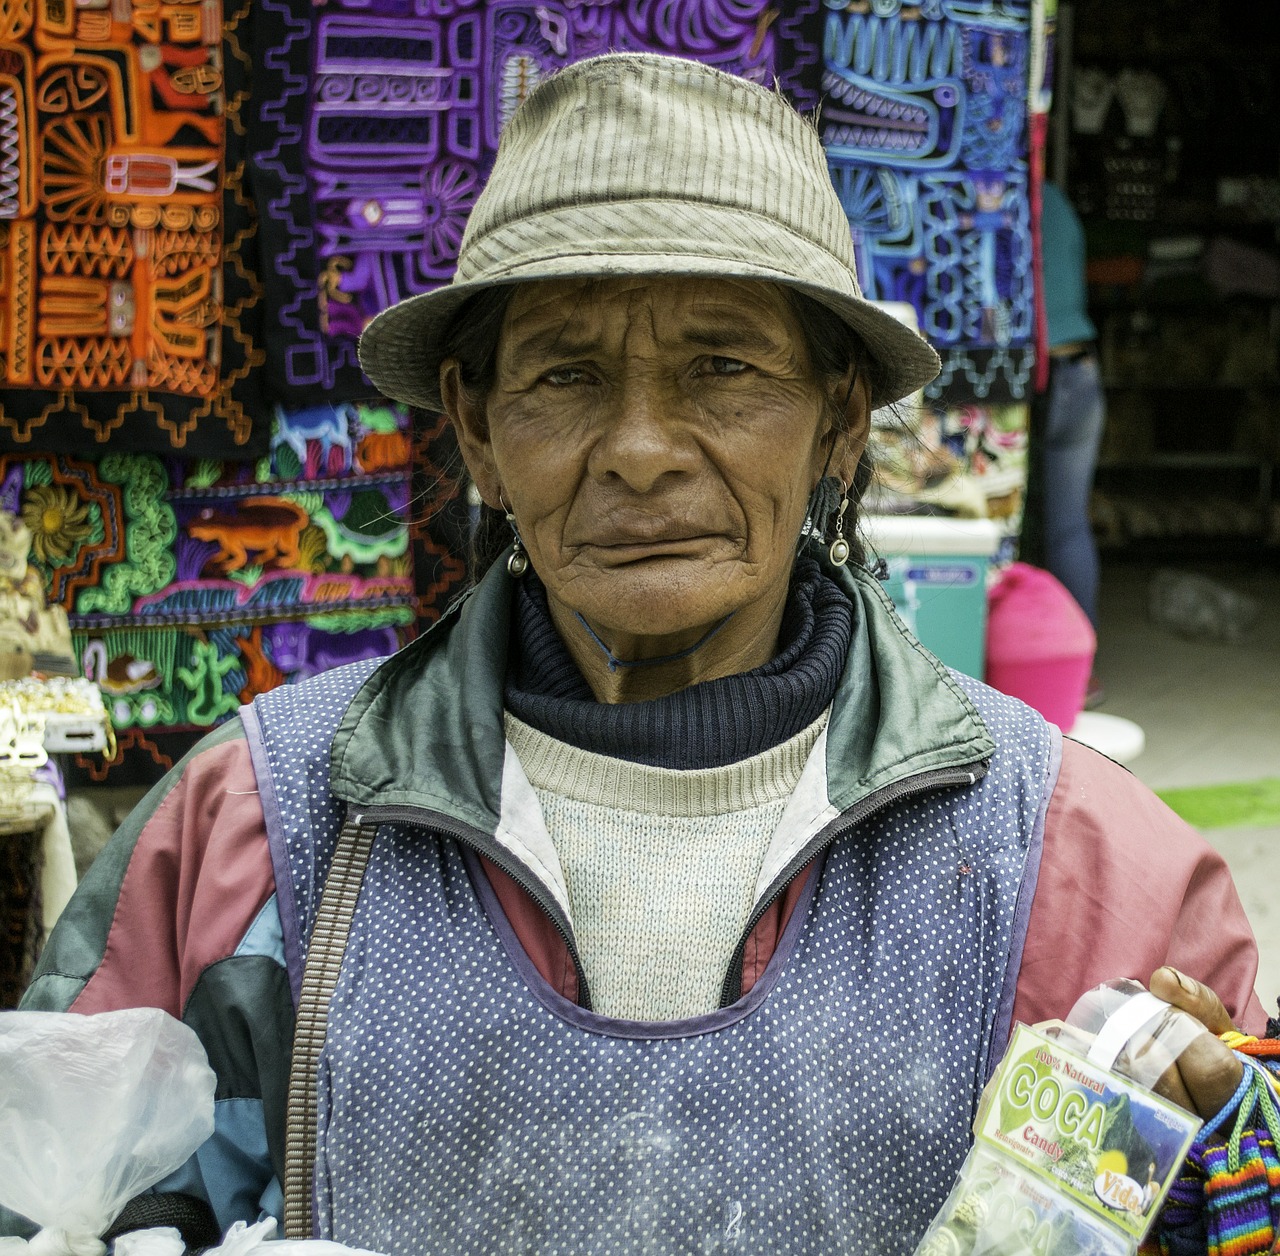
[590,534,714,555]
[573,529,726,563]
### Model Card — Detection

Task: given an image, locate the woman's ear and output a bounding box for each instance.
[441,357,501,508]
[829,367,872,487]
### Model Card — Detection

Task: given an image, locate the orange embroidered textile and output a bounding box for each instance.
[0,0,264,455]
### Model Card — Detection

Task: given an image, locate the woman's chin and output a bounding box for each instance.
[556,557,747,642]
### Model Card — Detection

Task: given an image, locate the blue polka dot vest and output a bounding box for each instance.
[247,655,1055,1254]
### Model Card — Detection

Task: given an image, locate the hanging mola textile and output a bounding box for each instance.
[822,0,1040,405]
[0,401,466,786]
[821,0,1049,563]
[0,0,266,456]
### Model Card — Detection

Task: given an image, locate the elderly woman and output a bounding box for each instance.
[8,54,1267,1254]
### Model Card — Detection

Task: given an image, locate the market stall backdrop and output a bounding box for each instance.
[0,0,1047,782]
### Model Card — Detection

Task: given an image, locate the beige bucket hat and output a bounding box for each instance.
[357,53,940,411]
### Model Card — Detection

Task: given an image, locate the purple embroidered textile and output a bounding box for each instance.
[251,0,824,402]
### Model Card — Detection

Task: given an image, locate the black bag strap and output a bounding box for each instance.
[102,1192,221,1251]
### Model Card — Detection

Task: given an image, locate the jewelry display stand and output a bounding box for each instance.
[0,679,110,1007]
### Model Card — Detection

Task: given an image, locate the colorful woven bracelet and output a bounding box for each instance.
[1144,1054,1280,1255]
[1222,1033,1280,1102]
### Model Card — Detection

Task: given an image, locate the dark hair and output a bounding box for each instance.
[782,289,888,567]
[442,282,886,576]
[440,285,515,403]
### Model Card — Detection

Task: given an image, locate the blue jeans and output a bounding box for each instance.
[1042,353,1105,628]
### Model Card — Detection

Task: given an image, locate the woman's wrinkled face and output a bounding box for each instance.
[445,276,861,644]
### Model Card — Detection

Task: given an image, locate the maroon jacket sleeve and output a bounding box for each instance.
[18,722,293,1240]
[25,721,277,1019]
[1012,737,1266,1034]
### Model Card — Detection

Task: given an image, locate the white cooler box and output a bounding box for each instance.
[860,516,1002,679]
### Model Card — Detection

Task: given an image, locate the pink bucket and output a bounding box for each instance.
[985,563,1096,731]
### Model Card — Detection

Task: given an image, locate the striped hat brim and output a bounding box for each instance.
[357,201,940,413]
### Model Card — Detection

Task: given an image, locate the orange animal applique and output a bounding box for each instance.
[236,625,285,703]
[187,496,308,573]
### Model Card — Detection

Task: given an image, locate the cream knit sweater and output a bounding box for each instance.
[504,711,828,1021]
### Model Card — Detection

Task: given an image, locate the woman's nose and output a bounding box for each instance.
[586,372,699,493]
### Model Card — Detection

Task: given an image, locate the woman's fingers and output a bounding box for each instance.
[1149,1060,1196,1113]
[1148,967,1243,1118]
[1156,1032,1244,1117]
[1149,966,1234,1034]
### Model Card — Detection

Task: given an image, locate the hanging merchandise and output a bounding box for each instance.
[0,674,100,1001]
[0,2,266,457]
[1113,70,1167,140]
[819,0,1052,564]
[822,2,1040,405]
[0,675,110,755]
[871,401,1032,524]
[0,506,73,678]
[0,1,827,784]
[1072,67,1116,135]
[0,714,73,995]
[1,3,1050,775]
[1101,144,1163,223]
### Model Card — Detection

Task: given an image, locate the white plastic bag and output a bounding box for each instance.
[0,1009,216,1256]
[204,1219,385,1255]
[109,1230,184,1256]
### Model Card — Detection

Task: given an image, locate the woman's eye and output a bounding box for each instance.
[541,366,592,386]
[701,356,750,377]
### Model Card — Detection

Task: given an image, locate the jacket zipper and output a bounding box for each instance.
[348,803,594,1011]
[718,760,989,1008]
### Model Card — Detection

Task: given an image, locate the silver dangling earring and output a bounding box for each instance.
[828,486,851,567]
[500,492,529,578]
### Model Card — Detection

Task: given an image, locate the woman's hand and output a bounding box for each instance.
[1147,966,1245,1118]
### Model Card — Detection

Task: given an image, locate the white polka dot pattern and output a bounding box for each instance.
[250,664,1053,1254]
[251,656,386,978]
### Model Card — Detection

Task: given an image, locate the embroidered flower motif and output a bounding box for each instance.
[21,484,92,565]
[419,161,478,269]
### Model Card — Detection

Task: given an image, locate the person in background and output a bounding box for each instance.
[1039,181,1107,698]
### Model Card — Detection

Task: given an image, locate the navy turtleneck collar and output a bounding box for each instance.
[504,557,853,769]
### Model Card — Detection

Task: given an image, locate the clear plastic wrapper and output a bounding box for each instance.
[0,1009,216,1256]
[916,983,1206,1256]
[1045,978,1212,1092]
[917,1146,1131,1256]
